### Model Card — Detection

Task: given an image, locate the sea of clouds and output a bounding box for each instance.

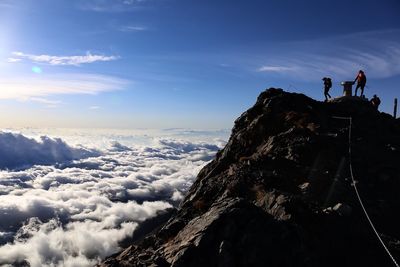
[0,128,228,267]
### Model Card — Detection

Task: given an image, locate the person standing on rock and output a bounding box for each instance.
[354,70,367,97]
[370,94,381,110]
[322,77,332,102]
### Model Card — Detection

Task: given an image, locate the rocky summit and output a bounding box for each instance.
[99,88,400,267]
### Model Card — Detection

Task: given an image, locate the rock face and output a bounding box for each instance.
[99,89,400,267]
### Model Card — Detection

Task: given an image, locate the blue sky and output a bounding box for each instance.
[0,0,399,129]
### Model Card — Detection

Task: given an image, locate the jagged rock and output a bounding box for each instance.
[99,88,400,267]
[333,202,352,216]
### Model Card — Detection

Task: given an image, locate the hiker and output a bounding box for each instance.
[370,94,381,110]
[322,77,332,101]
[354,70,367,97]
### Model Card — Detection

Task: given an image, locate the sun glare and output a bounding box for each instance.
[31,66,42,74]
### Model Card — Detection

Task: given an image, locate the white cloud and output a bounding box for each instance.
[89,106,100,110]
[0,130,225,266]
[7,58,21,63]
[0,73,128,100]
[118,25,147,32]
[11,52,118,66]
[258,66,293,72]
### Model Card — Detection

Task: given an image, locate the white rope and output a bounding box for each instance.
[332,116,399,267]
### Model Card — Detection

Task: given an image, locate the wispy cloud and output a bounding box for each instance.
[10,52,119,66]
[25,97,62,108]
[7,58,21,63]
[0,73,129,100]
[259,46,400,80]
[118,25,147,32]
[123,0,143,4]
[256,29,400,81]
[89,106,101,110]
[258,66,293,72]
[78,0,147,12]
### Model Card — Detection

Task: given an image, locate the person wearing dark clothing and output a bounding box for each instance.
[322,77,332,101]
[354,70,367,97]
[370,94,381,110]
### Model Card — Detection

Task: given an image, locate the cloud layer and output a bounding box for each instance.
[0,131,100,170]
[0,130,224,266]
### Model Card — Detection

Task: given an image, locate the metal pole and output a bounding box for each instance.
[394,98,398,119]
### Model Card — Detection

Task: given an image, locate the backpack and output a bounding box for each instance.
[326,78,332,88]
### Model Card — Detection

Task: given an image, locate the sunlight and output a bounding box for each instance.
[31,66,42,74]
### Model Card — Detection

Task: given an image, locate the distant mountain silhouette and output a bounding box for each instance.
[99,88,400,267]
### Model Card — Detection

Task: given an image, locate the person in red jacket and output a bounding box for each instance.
[354,70,367,97]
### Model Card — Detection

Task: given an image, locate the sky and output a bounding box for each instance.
[0,0,400,129]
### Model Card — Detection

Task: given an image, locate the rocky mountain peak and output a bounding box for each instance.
[100,88,400,267]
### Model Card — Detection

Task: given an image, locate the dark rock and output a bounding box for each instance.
[119,208,176,248]
[98,88,400,267]
[332,202,352,216]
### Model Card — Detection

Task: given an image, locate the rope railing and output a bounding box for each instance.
[332,116,399,267]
